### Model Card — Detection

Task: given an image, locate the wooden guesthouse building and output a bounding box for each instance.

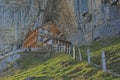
[23,21,71,51]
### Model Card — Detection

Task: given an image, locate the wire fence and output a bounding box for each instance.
[63,46,120,77]
[3,45,119,77]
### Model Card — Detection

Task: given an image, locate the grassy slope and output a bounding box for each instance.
[1,53,120,80]
[80,37,120,74]
[1,37,120,80]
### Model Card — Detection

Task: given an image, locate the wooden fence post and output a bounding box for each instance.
[73,47,75,59]
[79,49,82,61]
[69,47,71,55]
[56,46,58,53]
[58,40,60,52]
[67,47,69,54]
[60,46,62,52]
[62,46,63,52]
[102,51,107,72]
[64,46,66,52]
[87,48,91,64]
[58,46,60,52]
[61,46,63,52]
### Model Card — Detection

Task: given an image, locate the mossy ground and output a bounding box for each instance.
[80,37,120,74]
[1,37,120,80]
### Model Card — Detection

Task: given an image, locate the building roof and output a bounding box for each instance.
[36,21,61,37]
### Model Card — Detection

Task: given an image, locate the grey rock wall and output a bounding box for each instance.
[0,0,120,51]
[0,0,46,53]
[72,0,120,45]
[0,52,20,72]
[44,0,120,45]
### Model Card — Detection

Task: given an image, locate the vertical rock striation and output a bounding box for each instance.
[44,0,120,46]
[0,0,120,52]
[0,0,47,53]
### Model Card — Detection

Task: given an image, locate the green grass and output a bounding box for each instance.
[1,52,120,80]
[80,37,120,74]
[1,37,120,80]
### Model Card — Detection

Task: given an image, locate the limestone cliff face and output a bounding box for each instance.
[0,0,47,53]
[43,0,120,46]
[0,0,120,52]
[43,0,79,45]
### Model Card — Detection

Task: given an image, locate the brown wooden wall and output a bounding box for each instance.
[50,23,60,37]
[23,22,61,48]
[23,29,38,48]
